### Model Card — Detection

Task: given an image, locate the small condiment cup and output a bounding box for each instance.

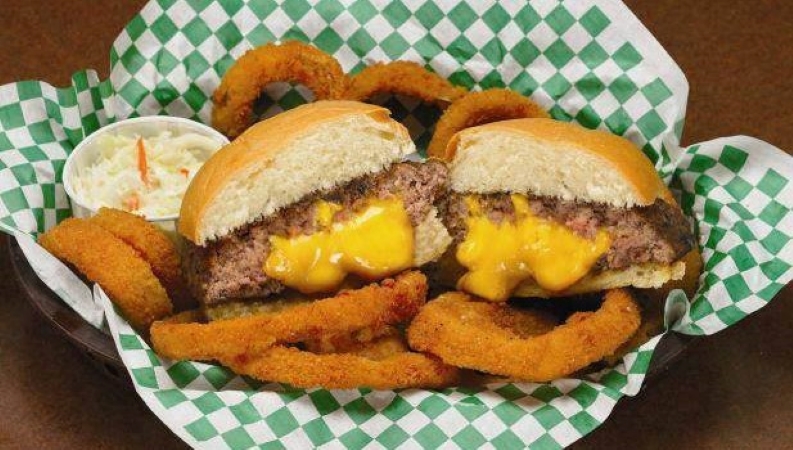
[62,116,229,237]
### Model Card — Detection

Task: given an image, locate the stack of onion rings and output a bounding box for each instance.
[38,217,173,331]
[150,271,426,361]
[151,271,461,389]
[89,207,191,309]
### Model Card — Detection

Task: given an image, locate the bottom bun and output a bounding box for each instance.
[513,261,686,298]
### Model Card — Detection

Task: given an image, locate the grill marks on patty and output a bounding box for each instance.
[184,161,449,305]
[439,192,694,271]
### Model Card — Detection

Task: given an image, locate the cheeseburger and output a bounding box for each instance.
[179,101,451,314]
[435,118,696,301]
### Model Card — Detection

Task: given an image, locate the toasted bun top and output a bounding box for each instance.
[180,101,414,245]
[445,118,669,207]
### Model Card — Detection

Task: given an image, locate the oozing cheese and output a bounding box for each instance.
[264,198,414,293]
[457,194,611,301]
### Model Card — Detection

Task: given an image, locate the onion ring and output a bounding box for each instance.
[407,289,640,381]
[212,41,347,138]
[89,208,191,309]
[303,325,401,355]
[221,344,459,390]
[150,271,427,361]
[160,309,205,324]
[344,61,467,107]
[204,296,311,321]
[38,218,172,330]
[427,88,549,160]
[603,294,660,366]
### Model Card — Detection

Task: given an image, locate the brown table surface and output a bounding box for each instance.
[1,1,790,448]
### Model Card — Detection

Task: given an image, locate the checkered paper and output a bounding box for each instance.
[1,0,791,448]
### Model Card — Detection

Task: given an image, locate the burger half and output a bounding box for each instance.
[179,101,451,315]
[435,118,696,301]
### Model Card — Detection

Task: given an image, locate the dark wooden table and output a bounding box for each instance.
[1,1,790,448]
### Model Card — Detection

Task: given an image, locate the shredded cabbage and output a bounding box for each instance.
[73,131,221,218]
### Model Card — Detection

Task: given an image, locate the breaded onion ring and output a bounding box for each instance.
[427,88,549,160]
[332,327,410,360]
[603,295,659,366]
[407,289,640,381]
[160,309,205,324]
[89,208,191,309]
[303,325,403,355]
[150,271,427,361]
[344,61,467,107]
[38,218,172,330]
[212,41,347,138]
[222,344,459,390]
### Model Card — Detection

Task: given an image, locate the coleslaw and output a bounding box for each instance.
[72,131,221,218]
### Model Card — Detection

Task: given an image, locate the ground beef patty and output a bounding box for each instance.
[439,192,694,271]
[184,161,449,304]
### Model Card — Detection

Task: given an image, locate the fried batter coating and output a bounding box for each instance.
[222,345,459,390]
[90,208,191,309]
[38,218,172,330]
[407,289,640,381]
[159,309,206,324]
[204,296,312,321]
[427,88,549,160]
[150,271,427,361]
[344,61,467,106]
[303,325,404,355]
[342,329,410,360]
[603,295,660,366]
[212,41,347,138]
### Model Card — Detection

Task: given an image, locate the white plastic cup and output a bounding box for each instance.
[62,116,229,237]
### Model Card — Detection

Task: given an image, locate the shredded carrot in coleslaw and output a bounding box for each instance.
[136,137,150,187]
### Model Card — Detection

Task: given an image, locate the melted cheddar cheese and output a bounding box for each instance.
[264,198,414,293]
[457,195,611,301]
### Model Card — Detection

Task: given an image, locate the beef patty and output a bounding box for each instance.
[184,161,449,304]
[439,192,695,271]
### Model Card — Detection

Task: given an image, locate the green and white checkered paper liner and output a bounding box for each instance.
[1,0,791,448]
